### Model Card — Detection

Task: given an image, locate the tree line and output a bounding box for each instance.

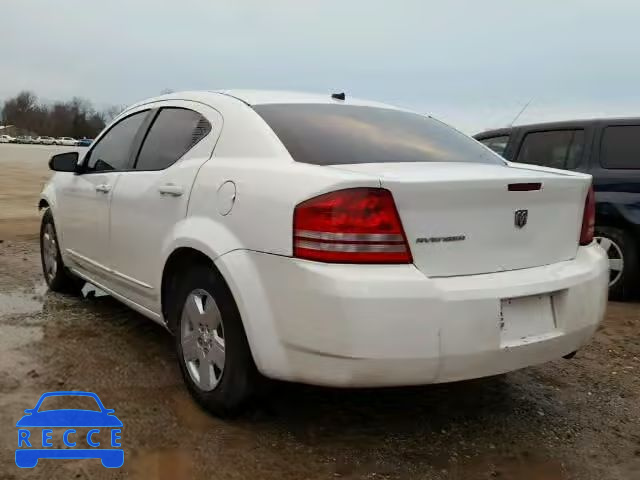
[1,91,122,139]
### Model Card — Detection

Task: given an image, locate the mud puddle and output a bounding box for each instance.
[0,283,46,317]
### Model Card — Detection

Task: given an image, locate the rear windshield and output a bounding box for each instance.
[254,104,502,165]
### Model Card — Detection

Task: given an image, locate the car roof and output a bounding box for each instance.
[217,89,400,109]
[475,117,640,139]
[127,89,405,112]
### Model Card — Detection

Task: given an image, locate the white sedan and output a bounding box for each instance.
[55,137,77,146]
[39,90,608,416]
[36,136,55,145]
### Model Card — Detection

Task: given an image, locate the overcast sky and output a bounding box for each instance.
[3,0,640,133]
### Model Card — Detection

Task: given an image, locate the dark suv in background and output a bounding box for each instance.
[475,119,640,300]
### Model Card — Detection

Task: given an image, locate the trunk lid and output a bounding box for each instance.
[329,162,590,277]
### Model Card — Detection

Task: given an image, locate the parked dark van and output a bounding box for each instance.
[475,119,640,300]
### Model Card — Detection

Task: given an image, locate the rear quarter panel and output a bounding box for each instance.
[184,158,382,258]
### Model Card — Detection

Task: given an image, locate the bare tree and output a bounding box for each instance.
[1,91,120,138]
[2,91,38,128]
[103,105,124,123]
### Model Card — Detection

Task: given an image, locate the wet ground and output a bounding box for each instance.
[0,243,639,480]
[1,146,640,479]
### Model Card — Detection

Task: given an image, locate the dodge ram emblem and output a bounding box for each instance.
[514,209,528,228]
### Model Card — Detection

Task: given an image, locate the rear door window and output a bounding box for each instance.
[135,108,211,171]
[254,104,502,165]
[479,135,510,156]
[600,125,640,169]
[516,130,585,170]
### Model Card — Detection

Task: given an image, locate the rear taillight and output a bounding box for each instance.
[293,188,412,263]
[580,186,595,245]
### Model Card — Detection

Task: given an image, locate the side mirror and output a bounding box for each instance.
[49,152,80,172]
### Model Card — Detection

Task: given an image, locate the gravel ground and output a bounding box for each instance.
[0,144,81,240]
[0,145,639,479]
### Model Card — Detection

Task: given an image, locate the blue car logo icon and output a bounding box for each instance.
[16,391,123,468]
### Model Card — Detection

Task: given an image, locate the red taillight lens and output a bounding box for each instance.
[580,186,595,245]
[293,188,412,263]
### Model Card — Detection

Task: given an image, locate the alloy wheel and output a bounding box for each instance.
[595,236,624,287]
[42,223,58,282]
[180,289,225,391]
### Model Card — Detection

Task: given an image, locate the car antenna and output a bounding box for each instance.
[331,92,346,101]
[509,99,532,126]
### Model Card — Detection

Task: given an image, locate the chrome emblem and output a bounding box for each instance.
[514,209,528,228]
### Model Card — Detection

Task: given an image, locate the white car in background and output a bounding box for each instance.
[38,90,609,416]
[36,136,55,145]
[55,137,77,146]
[0,134,15,143]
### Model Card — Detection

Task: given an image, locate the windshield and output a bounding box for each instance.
[254,104,502,166]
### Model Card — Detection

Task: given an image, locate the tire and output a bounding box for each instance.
[595,226,639,301]
[40,209,81,294]
[171,264,257,416]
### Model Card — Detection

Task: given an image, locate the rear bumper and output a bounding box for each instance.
[217,243,608,387]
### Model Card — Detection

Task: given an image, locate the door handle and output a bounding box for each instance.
[95,184,111,194]
[158,184,184,197]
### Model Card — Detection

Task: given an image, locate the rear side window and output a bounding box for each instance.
[479,135,510,156]
[600,125,640,169]
[85,111,148,172]
[516,130,584,170]
[135,108,211,171]
[254,104,502,165]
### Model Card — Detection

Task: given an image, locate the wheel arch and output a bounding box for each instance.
[161,247,216,332]
[159,246,273,375]
[38,190,59,244]
[156,215,244,317]
[160,247,246,336]
[38,185,57,214]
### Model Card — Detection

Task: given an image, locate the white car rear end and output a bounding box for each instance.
[210,98,607,386]
[40,91,608,415]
